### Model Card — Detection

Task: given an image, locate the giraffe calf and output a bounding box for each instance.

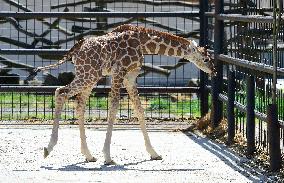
[27,24,215,165]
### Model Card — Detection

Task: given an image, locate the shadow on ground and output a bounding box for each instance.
[183,131,272,182]
[40,159,204,172]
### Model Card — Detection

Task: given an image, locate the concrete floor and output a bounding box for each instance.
[0,126,271,183]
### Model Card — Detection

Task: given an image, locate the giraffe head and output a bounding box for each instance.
[184,41,216,76]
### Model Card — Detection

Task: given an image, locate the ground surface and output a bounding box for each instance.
[0,125,272,183]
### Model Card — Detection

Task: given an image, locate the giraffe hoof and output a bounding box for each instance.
[86,157,97,162]
[43,147,49,158]
[104,160,116,165]
[151,155,163,160]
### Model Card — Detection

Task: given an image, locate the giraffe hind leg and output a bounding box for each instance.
[44,79,87,158]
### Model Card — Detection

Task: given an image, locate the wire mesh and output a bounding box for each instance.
[0,0,201,122]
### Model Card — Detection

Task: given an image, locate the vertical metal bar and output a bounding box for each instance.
[11,92,14,118]
[96,1,108,36]
[199,0,209,116]
[27,92,30,118]
[0,93,2,120]
[43,93,46,119]
[267,104,281,171]
[19,93,22,119]
[51,94,54,119]
[267,0,282,172]
[272,0,278,104]
[35,93,38,117]
[246,75,255,156]
[227,70,235,145]
[88,95,91,120]
[211,0,224,128]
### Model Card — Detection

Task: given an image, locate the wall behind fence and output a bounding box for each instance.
[0,0,203,121]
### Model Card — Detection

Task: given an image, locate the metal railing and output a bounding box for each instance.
[209,0,283,171]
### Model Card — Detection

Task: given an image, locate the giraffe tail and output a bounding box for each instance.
[25,38,85,83]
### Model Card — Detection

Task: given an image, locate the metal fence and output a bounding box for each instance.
[0,0,202,121]
[208,0,284,171]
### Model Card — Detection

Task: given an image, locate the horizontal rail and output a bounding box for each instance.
[0,11,199,18]
[0,86,199,93]
[217,54,284,76]
[206,13,284,24]
[218,93,284,128]
[216,14,277,23]
[0,49,68,55]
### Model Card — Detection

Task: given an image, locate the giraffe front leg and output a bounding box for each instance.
[75,91,97,162]
[134,98,162,160]
[124,72,162,160]
[103,70,125,165]
[102,94,120,165]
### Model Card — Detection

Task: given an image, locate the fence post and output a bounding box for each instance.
[267,104,281,171]
[227,70,235,145]
[246,75,255,156]
[211,0,224,128]
[199,0,209,117]
[267,0,282,172]
[96,0,108,30]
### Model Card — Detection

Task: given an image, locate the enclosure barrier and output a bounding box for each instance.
[210,0,283,171]
[199,0,210,116]
[0,1,205,121]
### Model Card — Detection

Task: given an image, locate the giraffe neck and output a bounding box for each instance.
[139,32,192,58]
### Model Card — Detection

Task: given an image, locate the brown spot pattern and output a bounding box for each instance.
[158,44,167,55]
[171,40,179,47]
[177,47,182,56]
[122,56,131,66]
[147,42,156,53]
[128,38,140,48]
[119,41,127,48]
[168,48,174,56]
[127,48,136,56]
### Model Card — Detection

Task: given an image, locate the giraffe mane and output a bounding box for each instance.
[111,24,192,45]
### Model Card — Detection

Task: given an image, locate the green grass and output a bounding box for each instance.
[0,93,54,108]
[147,97,200,117]
[0,92,201,120]
[0,93,109,109]
[88,95,108,109]
[1,90,283,121]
